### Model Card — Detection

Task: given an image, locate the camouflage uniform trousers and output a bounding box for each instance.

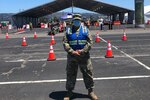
[66,53,94,91]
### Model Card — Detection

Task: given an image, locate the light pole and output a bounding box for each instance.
[72,0,74,13]
[135,0,145,28]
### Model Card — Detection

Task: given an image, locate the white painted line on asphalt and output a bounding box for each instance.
[99,37,150,70]
[5,58,65,62]
[4,54,150,63]
[108,39,150,42]
[2,55,134,62]
[113,45,150,48]
[5,57,104,62]
[23,48,63,52]
[0,75,149,85]
[120,51,150,70]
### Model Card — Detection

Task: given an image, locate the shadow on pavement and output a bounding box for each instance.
[49,91,91,100]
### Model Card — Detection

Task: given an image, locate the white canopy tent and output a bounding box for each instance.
[144,5,150,23]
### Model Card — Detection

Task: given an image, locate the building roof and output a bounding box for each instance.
[13,0,133,18]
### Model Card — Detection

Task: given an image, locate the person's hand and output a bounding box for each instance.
[77,50,83,54]
[72,51,80,56]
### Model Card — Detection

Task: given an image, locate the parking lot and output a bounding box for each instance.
[0,29,150,100]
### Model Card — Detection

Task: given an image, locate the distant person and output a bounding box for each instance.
[29,22,33,31]
[0,23,2,28]
[63,21,67,31]
[99,17,104,30]
[87,20,91,29]
[0,23,2,34]
[109,20,113,30]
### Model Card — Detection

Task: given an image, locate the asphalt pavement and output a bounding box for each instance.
[0,29,150,100]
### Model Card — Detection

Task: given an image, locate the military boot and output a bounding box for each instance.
[88,88,98,100]
[64,90,73,100]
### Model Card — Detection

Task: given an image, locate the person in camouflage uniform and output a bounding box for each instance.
[63,14,98,100]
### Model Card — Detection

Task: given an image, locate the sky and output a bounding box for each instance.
[0,0,150,13]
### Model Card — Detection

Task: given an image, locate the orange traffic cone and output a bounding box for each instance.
[6,33,9,39]
[95,32,100,43]
[18,28,20,32]
[22,28,24,31]
[50,35,56,45]
[34,32,37,39]
[122,30,127,41]
[105,40,114,58]
[20,28,22,31]
[47,44,56,61]
[21,36,27,46]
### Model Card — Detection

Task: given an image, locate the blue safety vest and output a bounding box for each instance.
[66,25,88,50]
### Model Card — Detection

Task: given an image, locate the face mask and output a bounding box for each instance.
[73,20,81,27]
